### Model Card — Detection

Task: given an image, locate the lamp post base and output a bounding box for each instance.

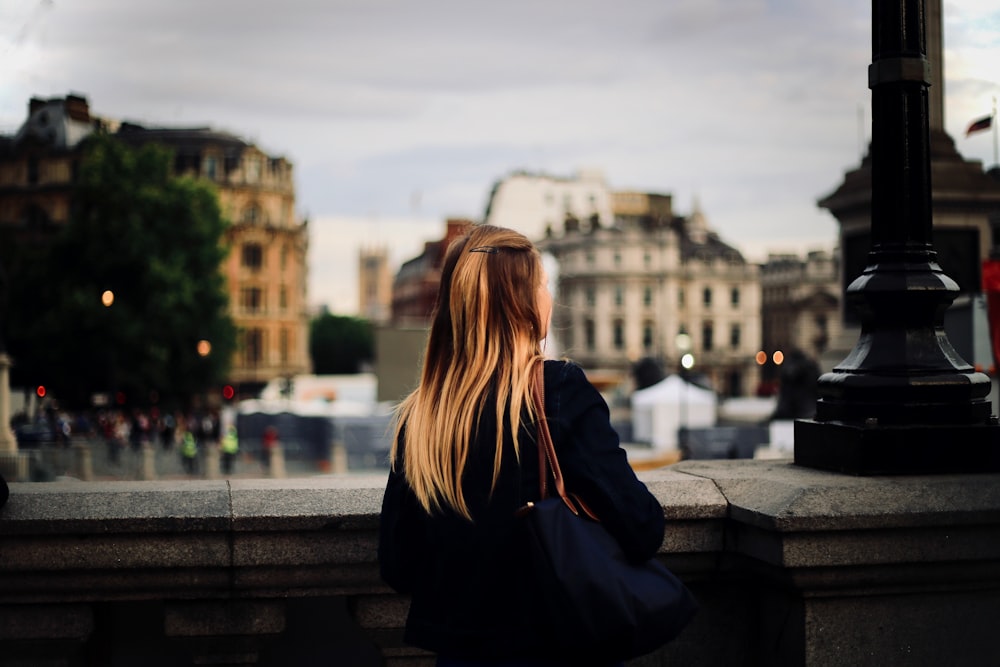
[794,418,1000,475]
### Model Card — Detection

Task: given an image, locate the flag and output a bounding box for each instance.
[983,259,1000,370]
[966,115,993,137]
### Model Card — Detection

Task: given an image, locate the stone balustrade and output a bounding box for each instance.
[1,460,999,666]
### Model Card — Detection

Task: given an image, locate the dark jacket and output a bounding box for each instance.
[378,360,666,661]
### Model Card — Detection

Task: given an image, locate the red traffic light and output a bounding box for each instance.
[222,385,235,401]
[36,385,46,398]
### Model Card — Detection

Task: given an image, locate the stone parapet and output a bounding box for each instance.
[0,461,998,666]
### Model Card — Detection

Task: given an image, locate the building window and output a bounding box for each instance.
[727,371,743,398]
[678,288,685,308]
[280,245,288,271]
[643,286,653,308]
[614,286,624,307]
[244,328,264,366]
[585,319,595,351]
[243,204,263,225]
[643,322,654,349]
[279,286,288,311]
[702,321,714,352]
[586,250,595,266]
[613,319,624,350]
[703,287,712,307]
[27,156,39,185]
[280,328,289,363]
[241,287,264,314]
[585,286,596,307]
[204,156,217,180]
[613,249,621,267]
[644,251,651,268]
[246,157,261,183]
[22,204,49,230]
[731,287,740,307]
[242,243,263,270]
[730,323,741,349]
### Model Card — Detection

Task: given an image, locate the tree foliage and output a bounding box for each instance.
[309,313,374,374]
[1,133,236,408]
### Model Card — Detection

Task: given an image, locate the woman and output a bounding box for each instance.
[378,225,665,666]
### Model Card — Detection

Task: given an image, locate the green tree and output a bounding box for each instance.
[2,133,236,408]
[310,313,374,374]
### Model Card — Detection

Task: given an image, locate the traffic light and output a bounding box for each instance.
[36,385,46,398]
[222,385,235,401]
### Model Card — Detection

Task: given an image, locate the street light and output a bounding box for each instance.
[676,333,694,453]
[101,290,116,407]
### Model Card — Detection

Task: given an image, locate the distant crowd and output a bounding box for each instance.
[14,406,221,448]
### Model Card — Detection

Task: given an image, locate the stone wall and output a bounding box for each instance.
[1,461,999,666]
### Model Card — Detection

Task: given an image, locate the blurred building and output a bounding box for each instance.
[358,245,392,324]
[759,250,841,390]
[0,94,310,394]
[0,95,95,239]
[538,194,762,397]
[483,169,614,242]
[390,218,471,325]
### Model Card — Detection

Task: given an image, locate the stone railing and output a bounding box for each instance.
[2,460,999,666]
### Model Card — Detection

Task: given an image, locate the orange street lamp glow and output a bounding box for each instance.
[755,351,767,365]
[197,340,212,357]
[773,350,785,365]
[101,290,115,307]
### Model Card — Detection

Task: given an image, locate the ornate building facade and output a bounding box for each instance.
[0,95,310,394]
[537,193,762,397]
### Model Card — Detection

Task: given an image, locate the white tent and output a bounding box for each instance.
[631,375,717,451]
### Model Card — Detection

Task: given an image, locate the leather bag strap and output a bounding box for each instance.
[532,362,599,521]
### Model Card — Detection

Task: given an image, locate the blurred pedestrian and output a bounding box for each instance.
[160,412,176,450]
[261,425,277,471]
[220,425,239,475]
[180,429,198,475]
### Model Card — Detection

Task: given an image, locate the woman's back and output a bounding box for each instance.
[379,361,666,662]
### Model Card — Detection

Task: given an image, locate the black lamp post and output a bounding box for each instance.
[795,0,1000,473]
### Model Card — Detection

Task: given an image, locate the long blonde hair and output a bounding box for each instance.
[392,225,546,519]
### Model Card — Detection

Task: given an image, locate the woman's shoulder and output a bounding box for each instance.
[543,358,590,389]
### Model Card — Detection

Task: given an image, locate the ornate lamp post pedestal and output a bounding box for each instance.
[794,0,1000,474]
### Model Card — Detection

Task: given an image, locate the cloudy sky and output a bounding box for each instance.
[3,0,999,313]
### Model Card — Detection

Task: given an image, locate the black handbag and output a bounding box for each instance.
[519,363,698,661]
